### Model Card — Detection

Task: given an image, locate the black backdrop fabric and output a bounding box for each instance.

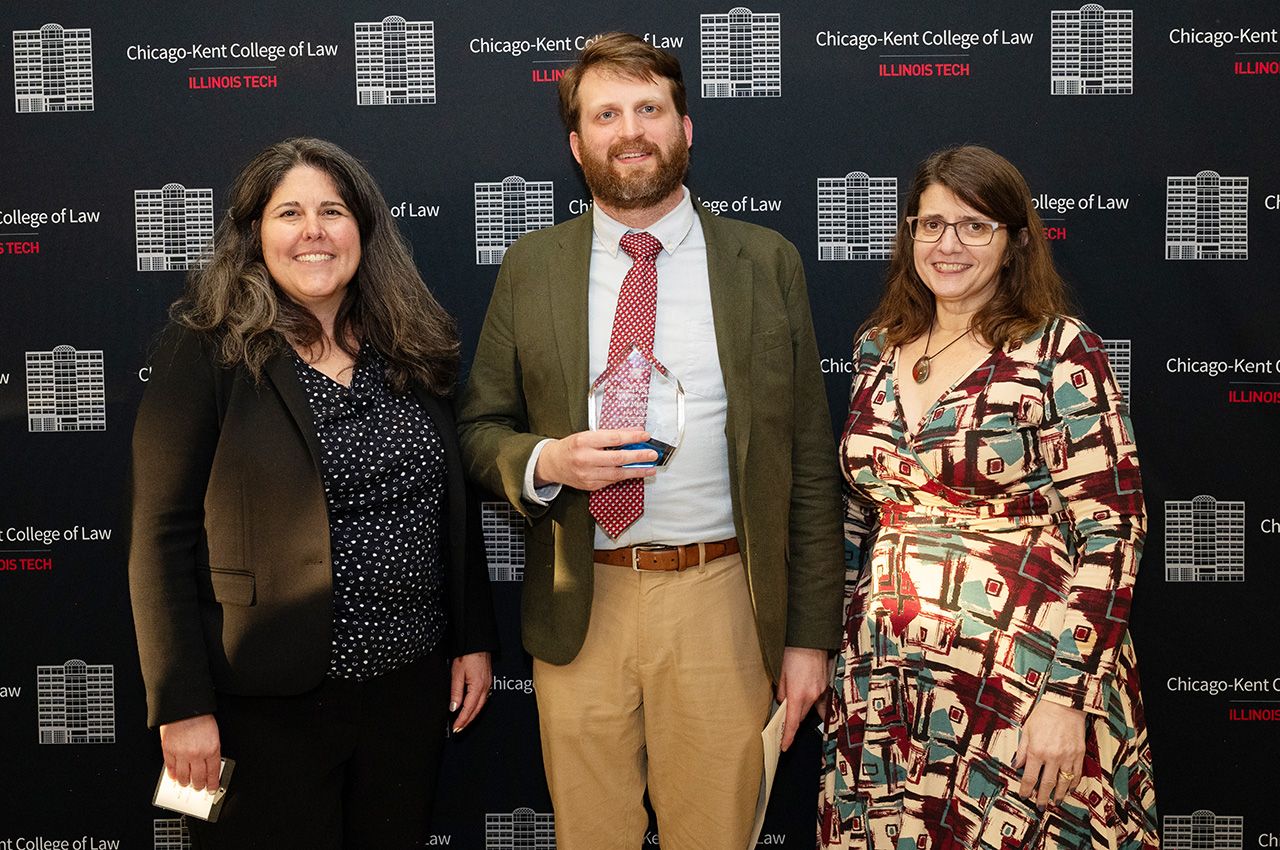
[3,1,1277,847]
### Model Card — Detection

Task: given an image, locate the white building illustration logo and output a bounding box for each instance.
[154,818,191,850]
[475,177,554,265]
[13,22,94,112]
[1050,5,1134,95]
[354,15,436,105]
[483,501,525,582]
[701,7,781,98]
[1165,495,1245,582]
[37,659,114,744]
[1165,171,1248,260]
[1102,338,1131,402]
[1164,811,1243,850]
[26,345,106,432]
[135,183,215,272]
[486,808,555,849]
[817,172,898,261]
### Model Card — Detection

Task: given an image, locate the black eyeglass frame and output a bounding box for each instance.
[904,216,1010,247]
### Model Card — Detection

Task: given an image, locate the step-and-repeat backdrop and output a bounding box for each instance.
[2,1,1276,847]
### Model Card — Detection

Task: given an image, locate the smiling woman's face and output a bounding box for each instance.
[259,165,361,316]
[912,183,1009,315]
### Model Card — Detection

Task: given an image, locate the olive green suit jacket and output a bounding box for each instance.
[458,202,842,682]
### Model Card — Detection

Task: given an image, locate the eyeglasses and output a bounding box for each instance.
[905,216,1007,247]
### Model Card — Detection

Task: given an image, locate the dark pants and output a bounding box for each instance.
[189,650,450,850]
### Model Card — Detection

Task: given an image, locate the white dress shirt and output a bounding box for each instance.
[524,188,737,548]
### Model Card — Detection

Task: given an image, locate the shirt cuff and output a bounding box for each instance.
[1041,670,1110,716]
[523,439,563,505]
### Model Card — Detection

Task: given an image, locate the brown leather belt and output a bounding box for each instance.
[594,537,740,572]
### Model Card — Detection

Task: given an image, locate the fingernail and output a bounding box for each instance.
[449,701,458,712]
[452,725,462,734]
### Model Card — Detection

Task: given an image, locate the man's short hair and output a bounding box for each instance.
[558,32,688,132]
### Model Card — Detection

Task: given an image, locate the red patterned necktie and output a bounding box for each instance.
[589,231,663,539]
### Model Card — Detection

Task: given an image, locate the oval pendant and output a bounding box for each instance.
[911,356,930,384]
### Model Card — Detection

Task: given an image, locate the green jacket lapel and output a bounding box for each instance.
[698,201,754,470]
[550,210,594,433]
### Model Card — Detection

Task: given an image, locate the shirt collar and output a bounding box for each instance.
[591,187,695,259]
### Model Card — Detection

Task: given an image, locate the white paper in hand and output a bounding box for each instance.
[152,758,235,822]
[748,699,787,849]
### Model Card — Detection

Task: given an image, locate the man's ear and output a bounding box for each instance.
[569,131,582,166]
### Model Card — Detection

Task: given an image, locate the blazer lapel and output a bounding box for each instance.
[698,202,753,469]
[413,389,468,546]
[264,349,325,470]
[413,389,465,499]
[550,211,594,432]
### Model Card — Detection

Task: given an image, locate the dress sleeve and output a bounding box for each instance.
[843,489,876,579]
[1037,323,1144,715]
[840,329,881,577]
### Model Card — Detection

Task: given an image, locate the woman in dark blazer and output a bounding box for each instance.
[129,137,497,849]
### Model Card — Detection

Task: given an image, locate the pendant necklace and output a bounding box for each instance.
[911,324,971,384]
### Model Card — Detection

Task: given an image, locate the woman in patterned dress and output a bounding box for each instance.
[819,146,1157,850]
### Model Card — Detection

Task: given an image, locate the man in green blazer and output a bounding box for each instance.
[458,33,842,850]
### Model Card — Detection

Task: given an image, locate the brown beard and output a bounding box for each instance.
[578,133,689,211]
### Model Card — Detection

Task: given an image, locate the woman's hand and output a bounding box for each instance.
[1013,699,1085,806]
[159,713,222,792]
[449,651,493,733]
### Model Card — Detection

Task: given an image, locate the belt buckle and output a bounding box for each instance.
[631,544,667,572]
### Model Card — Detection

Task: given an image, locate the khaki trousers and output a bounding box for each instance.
[532,553,773,850]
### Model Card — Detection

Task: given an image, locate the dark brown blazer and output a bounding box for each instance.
[129,325,497,728]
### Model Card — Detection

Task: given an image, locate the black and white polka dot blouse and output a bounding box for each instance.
[292,347,448,680]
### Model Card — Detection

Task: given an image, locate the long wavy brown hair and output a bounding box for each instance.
[863,145,1074,349]
[172,137,458,394]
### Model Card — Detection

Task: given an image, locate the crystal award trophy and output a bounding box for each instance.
[587,345,685,467]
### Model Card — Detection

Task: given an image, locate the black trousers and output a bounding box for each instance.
[189,650,450,850]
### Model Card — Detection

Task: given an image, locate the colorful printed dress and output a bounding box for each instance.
[819,317,1157,850]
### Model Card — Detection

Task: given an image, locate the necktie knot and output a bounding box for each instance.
[620,231,663,263]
